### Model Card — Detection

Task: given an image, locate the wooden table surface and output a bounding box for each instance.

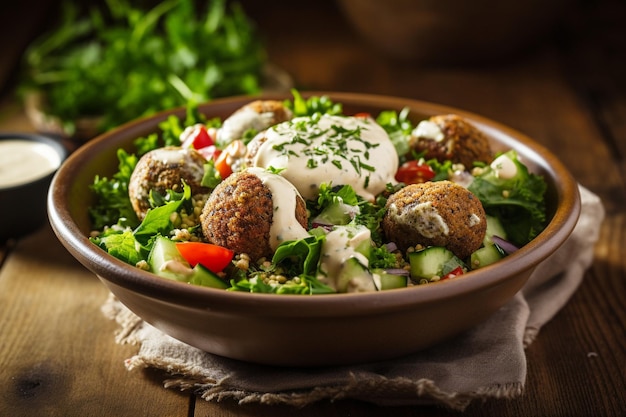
[1,1,624,416]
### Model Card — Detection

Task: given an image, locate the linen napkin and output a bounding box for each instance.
[102,185,603,411]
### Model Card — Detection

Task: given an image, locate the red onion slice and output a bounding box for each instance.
[492,235,519,254]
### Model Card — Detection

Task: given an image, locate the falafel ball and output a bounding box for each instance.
[408,114,492,169]
[217,100,293,147]
[128,146,209,220]
[382,181,486,259]
[200,167,309,261]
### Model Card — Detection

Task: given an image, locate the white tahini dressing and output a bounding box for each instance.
[388,201,450,238]
[0,140,62,188]
[247,167,309,250]
[250,115,398,201]
[413,120,445,142]
[149,147,205,179]
[217,106,276,146]
[490,153,517,179]
[317,225,373,292]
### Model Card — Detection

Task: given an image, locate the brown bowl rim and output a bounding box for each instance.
[48,91,581,318]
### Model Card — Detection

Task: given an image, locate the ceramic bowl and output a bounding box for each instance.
[47,92,580,366]
[0,132,67,242]
[337,0,567,63]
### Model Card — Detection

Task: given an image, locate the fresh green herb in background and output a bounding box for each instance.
[285,89,343,117]
[20,0,265,136]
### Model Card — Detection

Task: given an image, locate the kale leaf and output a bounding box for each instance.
[468,150,547,246]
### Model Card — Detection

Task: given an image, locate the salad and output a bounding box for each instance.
[90,91,547,294]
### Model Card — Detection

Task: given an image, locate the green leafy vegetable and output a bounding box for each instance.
[368,244,399,269]
[133,184,191,248]
[92,229,143,266]
[425,158,454,182]
[20,0,265,135]
[200,160,223,189]
[285,89,343,117]
[91,182,193,264]
[272,234,326,277]
[228,232,334,294]
[228,274,334,295]
[468,150,547,246]
[89,149,139,230]
[376,107,413,158]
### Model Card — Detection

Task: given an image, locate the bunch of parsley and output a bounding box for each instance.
[20,0,265,136]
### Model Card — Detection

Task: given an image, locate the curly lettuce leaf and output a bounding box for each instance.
[91,182,192,264]
[89,148,139,230]
[91,229,143,266]
[468,150,547,246]
[375,107,413,158]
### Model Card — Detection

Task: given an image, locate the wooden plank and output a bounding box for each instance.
[0,225,191,416]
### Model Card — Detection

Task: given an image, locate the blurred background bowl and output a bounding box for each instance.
[337,0,568,64]
[47,92,580,367]
[0,132,67,242]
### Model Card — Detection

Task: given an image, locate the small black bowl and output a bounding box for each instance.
[0,132,68,242]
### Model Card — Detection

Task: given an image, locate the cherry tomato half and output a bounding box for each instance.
[180,124,215,150]
[213,140,246,180]
[214,151,233,179]
[175,242,234,273]
[395,160,436,184]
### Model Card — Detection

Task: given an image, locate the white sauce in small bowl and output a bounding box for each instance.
[0,139,62,188]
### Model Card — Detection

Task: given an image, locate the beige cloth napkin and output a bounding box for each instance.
[102,185,603,411]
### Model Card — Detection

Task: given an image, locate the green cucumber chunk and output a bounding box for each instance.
[470,244,504,269]
[189,264,229,289]
[336,257,377,293]
[148,236,192,281]
[372,269,408,290]
[409,246,465,280]
[483,215,508,246]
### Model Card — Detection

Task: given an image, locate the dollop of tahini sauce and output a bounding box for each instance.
[250,115,399,201]
[0,139,61,188]
[247,167,309,250]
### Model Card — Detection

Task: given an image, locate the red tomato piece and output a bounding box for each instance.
[395,160,436,184]
[441,266,464,280]
[180,124,214,150]
[214,151,233,179]
[213,140,246,179]
[353,112,372,119]
[175,242,234,273]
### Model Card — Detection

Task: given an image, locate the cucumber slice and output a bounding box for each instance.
[409,246,458,280]
[336,257,377,293]
[148,236,192,281]
[483,215,508,246]
[470,244,504,269]
[189,264,229,289]
[372,269,408,290]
